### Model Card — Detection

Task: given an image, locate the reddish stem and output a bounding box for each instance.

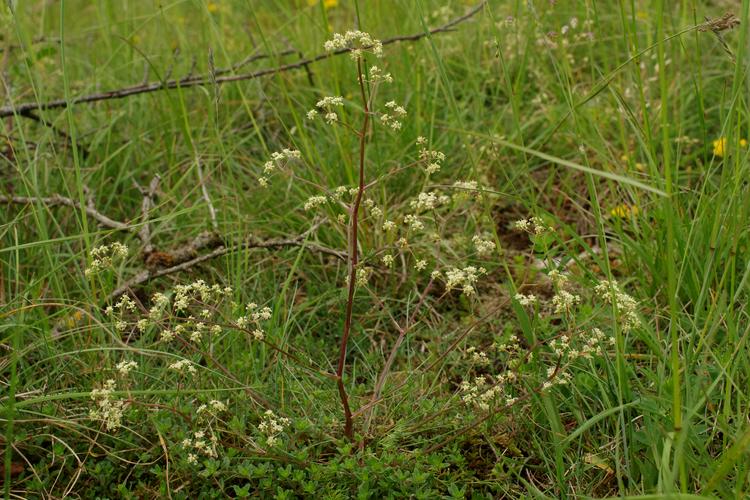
[336,57,370,441]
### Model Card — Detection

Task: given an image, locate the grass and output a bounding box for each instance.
[2,0,750,498]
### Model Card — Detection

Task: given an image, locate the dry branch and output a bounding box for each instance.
[134,174,161,254]
[0,193,129,230]
[2,188,343,302]
[108,222,345,301]
[17,109,90,158]
[0,2,486,119]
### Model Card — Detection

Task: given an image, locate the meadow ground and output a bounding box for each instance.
[1,0,750,498]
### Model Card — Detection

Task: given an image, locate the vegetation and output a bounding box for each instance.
[2,0,749,497]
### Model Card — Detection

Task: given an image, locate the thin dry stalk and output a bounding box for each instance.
[134,174,161,254]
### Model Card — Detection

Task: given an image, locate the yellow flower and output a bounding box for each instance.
[207,2,219,13]
[713,137,727,157]
[713,137,748,157]
[610,204,639,218]
[307,0,338,7]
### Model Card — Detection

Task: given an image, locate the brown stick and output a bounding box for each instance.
[134,174,161,254]
[108,222,345,301]
[0,193,129,230]
[335,56,372,442]
[0,2,487,119]
[18,109,90,158]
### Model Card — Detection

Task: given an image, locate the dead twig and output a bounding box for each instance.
[18,109,90,158]
[0,193,129,230]
[134,174,161,254]
[1,189,343,287]
[108,221,345,301]
[0,2,486,119]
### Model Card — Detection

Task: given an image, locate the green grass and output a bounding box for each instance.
[2,0,750,498]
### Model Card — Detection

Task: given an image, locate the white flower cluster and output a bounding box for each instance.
[552,289,581,314]
[496,334,520,354]
[116,360,138,377]
[332,185,357,199]
[409,191,449,212]
[542,366,572,390]
[258,410,290,447]
[90,379,126,431]
[594,280,640,332]
[514,293,537,307]
[403,214,424,231]
[460,373,518,411]
[85,242,128,276]
[142,283,229,343]
[197,399,227,418]
[363,198,383,218]
[466,346,490,365]
[548,269,568,288]
[148,292,170,320]
[259,148,302,187]
[307,96,345,124]
[105,295,137,331]
[324,30,383,60]
[417,141,446,175]
[380,100,407,131]
[235,303,272,341]
[549,328,613,361]
[169,358,197,376]
[183,430,219,465]
[444,266,487,296]
[472,235,496,256]
[161,319,221,344]
[173,280,232,313]
[356,267,372,287]
[369,65,393,83]
[451,180,482,201]
[304,195,328,211]
[512,216,553,235]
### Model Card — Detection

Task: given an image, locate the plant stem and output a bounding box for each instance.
[336,57,370,441]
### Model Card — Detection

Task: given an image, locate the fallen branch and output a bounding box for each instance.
[18,109,91,158]
[0,193,129,231]
[1,190,343,278]
[108,222,345,301]
[0,2,486,119]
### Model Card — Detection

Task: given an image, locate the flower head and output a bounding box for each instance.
[610,204,639,218]
[324,31,383,59]
[712,137,748,157]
